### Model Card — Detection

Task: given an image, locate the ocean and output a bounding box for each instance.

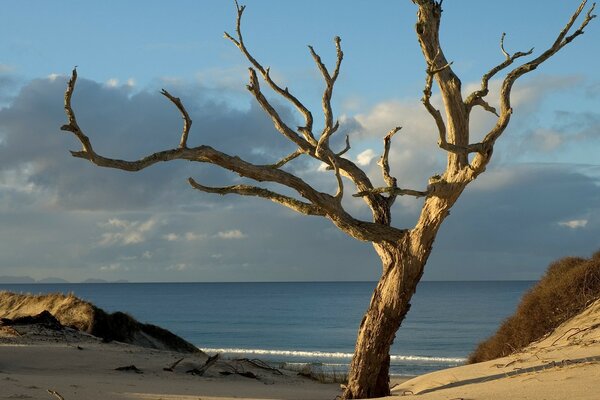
[0,281,534,376]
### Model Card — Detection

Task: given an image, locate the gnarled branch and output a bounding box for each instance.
[224,1,315,142]
[61,70,403,243]
[188,178,324,216]
[310,37,344,157]
[378,127,400,205]
[465,32,533,112]
[471,0,596,174]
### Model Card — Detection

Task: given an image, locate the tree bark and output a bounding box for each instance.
[343,241,424,398]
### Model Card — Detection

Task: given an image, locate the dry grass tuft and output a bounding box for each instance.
[468,250,600,363]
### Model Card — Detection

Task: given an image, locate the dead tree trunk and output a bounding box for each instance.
[59,1,595,399]
[344,184,467,398]
[345,243,418,399]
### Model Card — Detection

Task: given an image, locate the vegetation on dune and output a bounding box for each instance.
[0,291,200,353]
[469,250,600,363]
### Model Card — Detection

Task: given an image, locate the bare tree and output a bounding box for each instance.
[61,1,595,398]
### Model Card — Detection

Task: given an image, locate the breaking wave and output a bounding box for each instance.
[200,347,466,364]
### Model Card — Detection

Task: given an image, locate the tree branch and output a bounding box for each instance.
[471,0,596,174]
[309,37,344,156]
[225,3,387,220]
[464,32,533,111]
[62,69,404,243]
[160,89,192,148]
[354,187,429,199]
[245,67,309,149]
[378,127,400,205]
[336,135,351,157]
[266,149,303,169]
[188,178,325,216]
[414,0,470,170]
[224,1,315,143]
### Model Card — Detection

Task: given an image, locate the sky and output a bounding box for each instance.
[0,1,598,282]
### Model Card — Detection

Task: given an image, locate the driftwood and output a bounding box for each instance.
[219,370,258,379]
[163,357,185,372]
[47,389,65,400]
[234,358,283,375]
[186,353,219,376]
[115,364,143,374]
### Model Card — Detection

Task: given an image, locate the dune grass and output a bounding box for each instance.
[469,250,600,363]
[0,291,200,353]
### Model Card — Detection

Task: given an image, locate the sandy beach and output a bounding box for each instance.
[2,298,600,400]
[0,327,341,400]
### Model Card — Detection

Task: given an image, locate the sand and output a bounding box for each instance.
[2,299,600,399]
[391,298,600,399]
[0,324,341,399]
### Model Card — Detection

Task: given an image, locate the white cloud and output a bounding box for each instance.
[163,233,179,241]
[98,218,157,246]
[99,263,128,272]
[166,263,188,271]
[216,229,247,239]
[126,78,136,87]
[185,232,207,241]
[356,149,377,166]
[105,78,119,88]
[142,251,152,259]
[47,73,62,82]
[558,219,588,229]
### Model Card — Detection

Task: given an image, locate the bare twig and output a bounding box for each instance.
[310,36,344,155]
[267,149,303,169]
[336,135,351,157]
[472,0,596,173]
[224,1,315,141]
[380,127,401,189]
[160,89,192,148]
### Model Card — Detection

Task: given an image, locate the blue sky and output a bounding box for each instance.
[0,1,598,282]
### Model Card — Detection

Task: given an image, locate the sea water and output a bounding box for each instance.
[0,281,533,376]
